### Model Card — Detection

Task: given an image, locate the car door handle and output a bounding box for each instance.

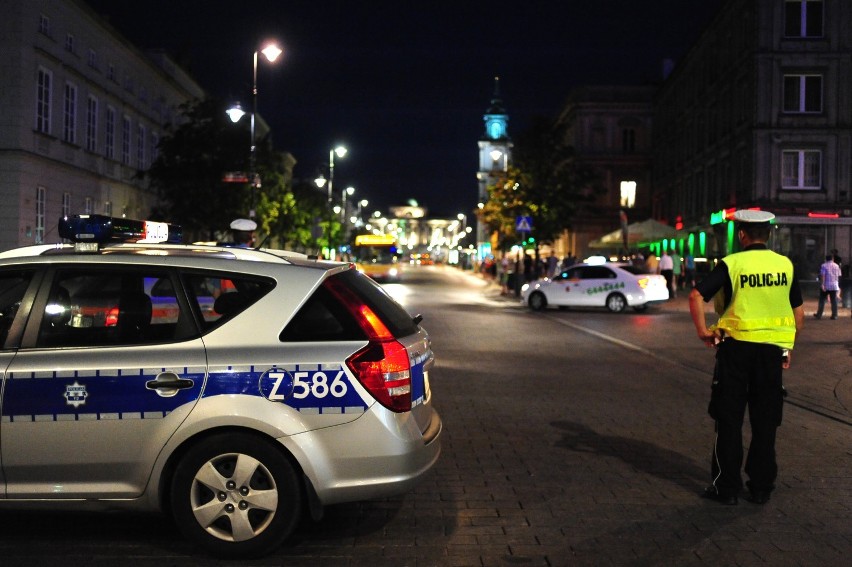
[146,372,194,393]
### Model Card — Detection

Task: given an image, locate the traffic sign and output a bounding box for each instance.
[516,216,532,232]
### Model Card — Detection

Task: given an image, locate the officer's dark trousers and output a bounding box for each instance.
[709,339,784,497]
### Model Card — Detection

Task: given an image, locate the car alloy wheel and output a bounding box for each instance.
[606,293,627,313]
[529,292,547,311]
[170,433,301,558]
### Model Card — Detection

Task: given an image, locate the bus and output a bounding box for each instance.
[353,234,403,282]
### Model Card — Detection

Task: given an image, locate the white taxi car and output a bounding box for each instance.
[0,215,441,557]
[521,262,669,312]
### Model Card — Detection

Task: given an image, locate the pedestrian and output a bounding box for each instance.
[684,251,696,289]
[645,249,659,274]
[688,209,804,506]
[671,250,683,298]
[814,253,842,320]
[658,249,674,299]
[546,253,558,278]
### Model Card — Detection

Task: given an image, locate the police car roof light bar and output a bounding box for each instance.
[58,214,182,245]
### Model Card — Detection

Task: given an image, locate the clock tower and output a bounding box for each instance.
[476,77,512,253]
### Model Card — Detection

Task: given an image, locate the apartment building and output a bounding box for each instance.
[653,0,852,275]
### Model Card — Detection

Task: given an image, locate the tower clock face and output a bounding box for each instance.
[489,122,502,139]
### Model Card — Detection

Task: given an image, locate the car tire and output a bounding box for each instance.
[170,432,302,558]
[528,292,547,311]
[605,293,627,313]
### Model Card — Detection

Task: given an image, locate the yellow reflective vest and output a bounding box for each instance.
[715,249,797,349]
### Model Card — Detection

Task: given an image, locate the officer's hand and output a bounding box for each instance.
[782,351,792,370]
[696,329,719,348]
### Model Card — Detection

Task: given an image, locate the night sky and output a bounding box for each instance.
[84,0,725,218]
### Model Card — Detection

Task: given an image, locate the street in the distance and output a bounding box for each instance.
[1,265,849,566]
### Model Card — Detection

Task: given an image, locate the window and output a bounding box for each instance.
[103,201,112,216]
[62,192,71,217]
[87,49,97,69]
[38,14,51,36]
[35,68,52,134]
[105,106,115,159]
[84,197,93,214]
[620,181,637,208]
[784,0,823,38]
[136,124,146,169]
[0,270,36,347]
[150,132,159,163]
[782,150,821,189]
[121,115,131,165]
[107,64,115,81]
[86,96,98,151]
[783,74,822,113]
[622,128,636,153]
[36,269,191,348]
[65,33,75,53]
[63,83,77,143]
[35,186,46,244]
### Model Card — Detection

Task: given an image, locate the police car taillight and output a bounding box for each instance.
[323,278,412,413]
[58,214,182,248]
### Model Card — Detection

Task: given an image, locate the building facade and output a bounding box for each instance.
[653,0,852,276]
[0,0,204,251]
[555,85,656,259]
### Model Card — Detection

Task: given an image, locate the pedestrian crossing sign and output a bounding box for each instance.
[516,216,532,233]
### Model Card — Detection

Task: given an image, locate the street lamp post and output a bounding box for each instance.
[248,42,283,219]
[326,146,348,205]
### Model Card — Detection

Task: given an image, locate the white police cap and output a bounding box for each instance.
[732,209,774,223]
[230,218,257,231]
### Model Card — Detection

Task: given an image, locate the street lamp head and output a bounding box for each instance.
[260,42,283,63]
[457,213,465,220]
[314,175,327,188]
[359,199,368,207]
[226,103,246,123]
[333,205,342,214]
[345,186,355,196]
[333,146,348,159]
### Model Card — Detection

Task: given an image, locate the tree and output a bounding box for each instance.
[146,97,249,241]
[478,165,534,251]
[512,116,603,243]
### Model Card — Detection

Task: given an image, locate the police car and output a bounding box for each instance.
[0,215,441,558]
[521,261,670,312]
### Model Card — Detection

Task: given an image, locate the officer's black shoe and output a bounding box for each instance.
[701,486,738,505]
[745,482,772,504]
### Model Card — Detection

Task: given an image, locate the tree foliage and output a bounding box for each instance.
[147,97,248,241]
[479,116,603,250]
[146,96,338,250]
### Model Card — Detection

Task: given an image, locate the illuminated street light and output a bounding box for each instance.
[325,145,348,205]
[226,40,283,219]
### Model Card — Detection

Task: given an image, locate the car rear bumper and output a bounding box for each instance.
[282,405,442,505]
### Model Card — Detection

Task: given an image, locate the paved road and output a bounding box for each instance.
[1,265,849,566]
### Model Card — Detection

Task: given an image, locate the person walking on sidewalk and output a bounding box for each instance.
[658,250,674,299]
[688,209,804,506]
[814,254,842,320]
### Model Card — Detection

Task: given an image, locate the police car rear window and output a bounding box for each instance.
[279,271,418,342]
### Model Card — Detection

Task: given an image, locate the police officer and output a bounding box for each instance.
[228,218,257,248]
[688,210,804,505]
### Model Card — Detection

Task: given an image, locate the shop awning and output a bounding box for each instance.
[588,218,677,249]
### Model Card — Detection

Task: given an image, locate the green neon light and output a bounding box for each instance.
[710,209,726,225]
[727,221,735,253]
[699,232,706,256]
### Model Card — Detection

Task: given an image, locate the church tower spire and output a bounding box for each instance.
[476,76,513,253]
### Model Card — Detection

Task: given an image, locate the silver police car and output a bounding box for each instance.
[0,215,441,557]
